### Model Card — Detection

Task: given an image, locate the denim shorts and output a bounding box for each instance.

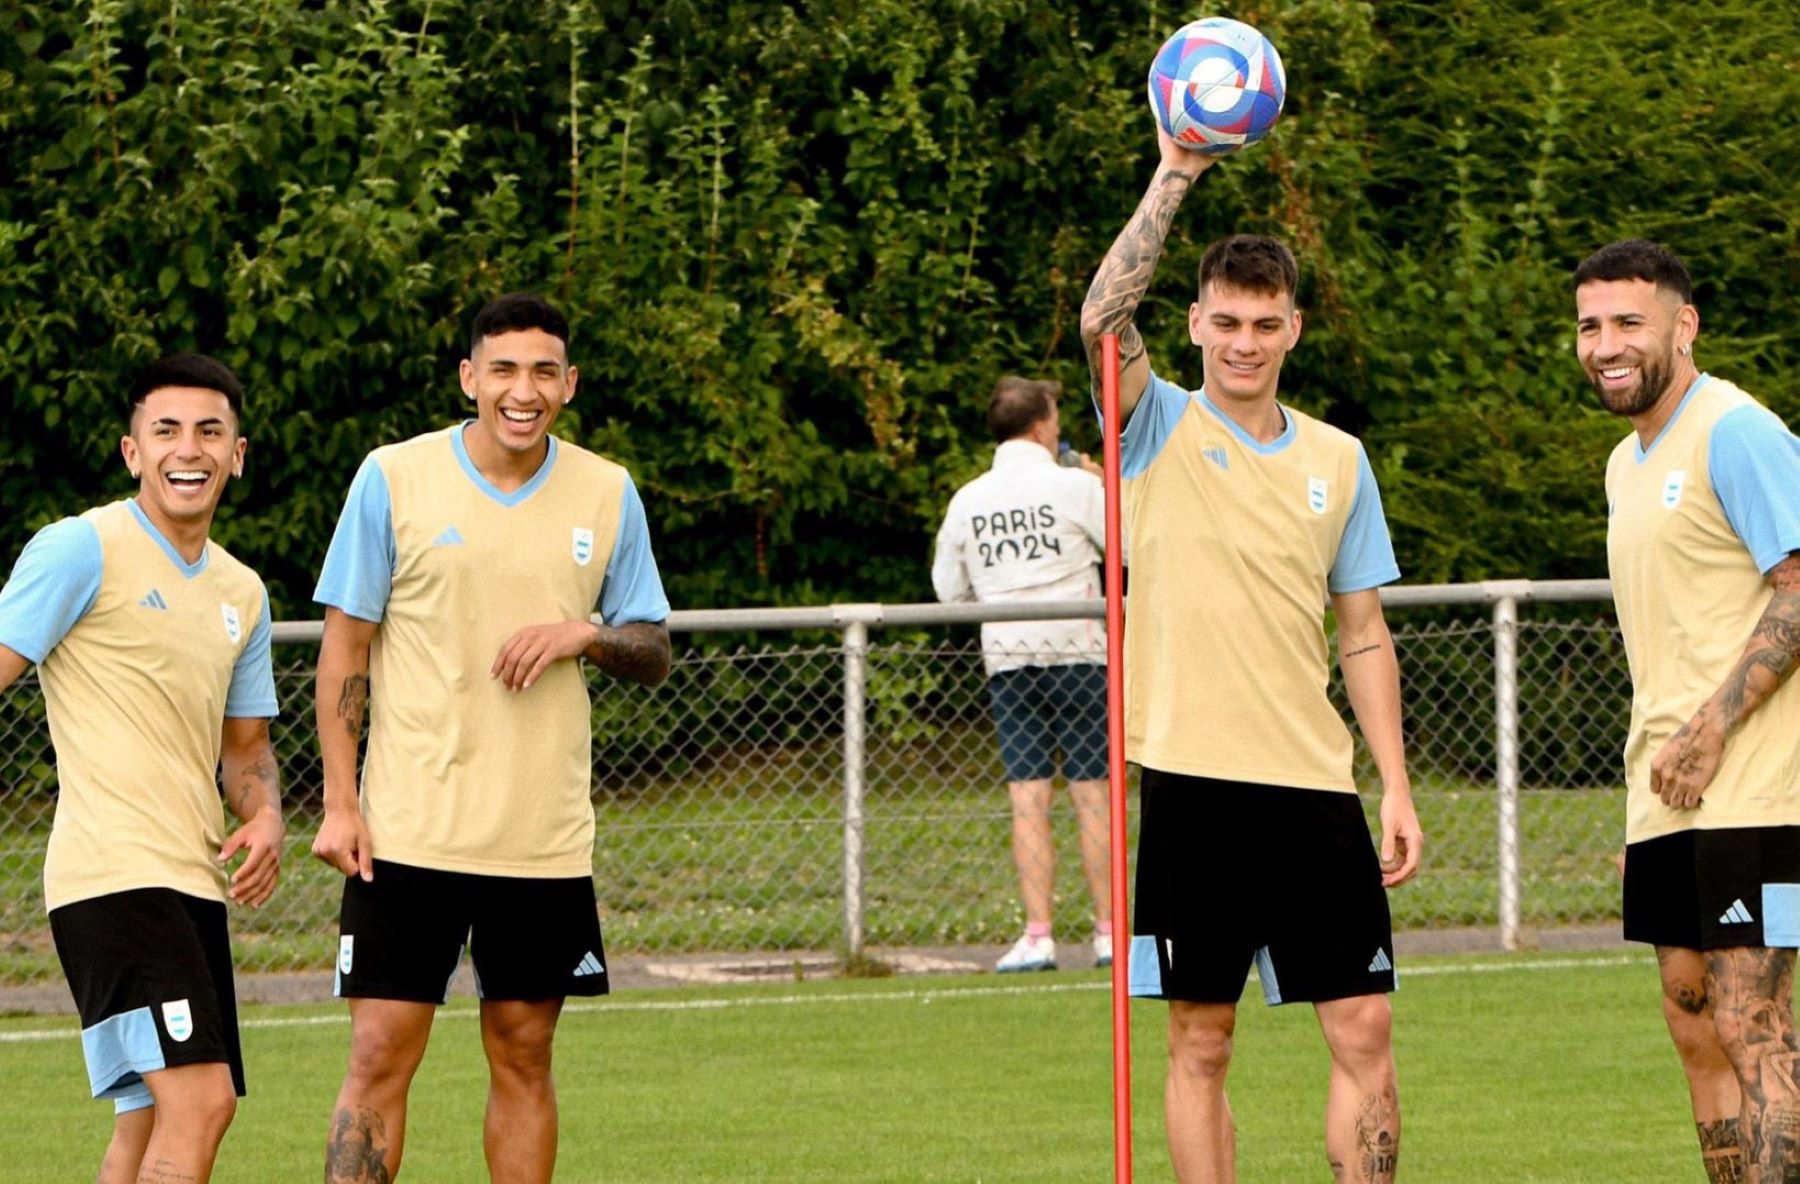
[986,663,1109,781]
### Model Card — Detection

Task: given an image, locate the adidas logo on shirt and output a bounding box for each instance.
[1720,899,1756,926]
[1203,447,1229,470]
[1368,948,1393,974]
[432,525,465,547]
[572,951,605,978]
[138,589,169,611]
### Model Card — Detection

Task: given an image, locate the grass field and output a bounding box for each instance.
[0,950,1701,1182]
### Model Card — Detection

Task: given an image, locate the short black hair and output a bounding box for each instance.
[470,293,571,356]
[1199,235,1299,300]
[986,376,1059,444]
[1572,238,1693,303]
[128,353,245,424]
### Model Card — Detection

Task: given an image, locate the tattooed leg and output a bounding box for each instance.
[1699,1119,1749,1184]
[1659,947,1748,1180]
[326,999,435,1184]
[1709,947,1800,1181]
[1317,994,1399,1183]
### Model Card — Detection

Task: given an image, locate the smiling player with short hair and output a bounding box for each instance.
[0,353,282,1184]
[1577,237,1800,1183]
[1079,126,1420,1183]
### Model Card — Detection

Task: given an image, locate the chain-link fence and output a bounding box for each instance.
[0,584,1628,983]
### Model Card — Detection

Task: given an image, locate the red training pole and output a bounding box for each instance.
[1101,333,1132,1184]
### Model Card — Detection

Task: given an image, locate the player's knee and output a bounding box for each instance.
[1661,996,1724,1066]
[160,1080,236,1146]
[1322,996,1393,1068]
[1168,1012,1234,1080]
[345,1024,429,1090]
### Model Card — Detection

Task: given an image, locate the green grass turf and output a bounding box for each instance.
[0,951,1700,1181]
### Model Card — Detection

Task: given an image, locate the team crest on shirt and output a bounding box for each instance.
[572,527,594,567]
[1662,470,1686,509]
[161,999,194,1043]
[1307,476,1329,515]
[220,603,241,643]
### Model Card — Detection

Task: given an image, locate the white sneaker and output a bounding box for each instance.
[1094,934,1113,969]
[996,933,1057,973]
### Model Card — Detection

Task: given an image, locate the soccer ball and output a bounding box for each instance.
[1147,17,1286,156]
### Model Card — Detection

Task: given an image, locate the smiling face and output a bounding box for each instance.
[120,386,245,539]
[458,327,579,468]
[1574,278,1697,420]
[1189,280,1303,405]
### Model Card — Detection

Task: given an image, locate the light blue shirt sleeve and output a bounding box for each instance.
[599,475,671,626]
[1710,405,1800,574]
[1328,446,1402,594]
[1093,371,1192,479]
[313,456,395,623]
[225,586,280,718]
[0,518,103,663]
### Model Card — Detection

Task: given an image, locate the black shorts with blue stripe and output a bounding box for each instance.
[1129,769,1397,1006]
[51,887,244,1113]
[1624,826,1800,950]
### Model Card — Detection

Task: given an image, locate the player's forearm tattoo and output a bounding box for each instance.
[337,673,370,741]
[587,621,673,687]
[1697,1118,1747,1184]
[1079,167,1194,392]
[227,746,281,822]
[326,1106,393,1184]
[1351,1085,1400,1182]
[1343,643,1382,659]
[1717,569,1800,733]
[1706,948,1800,1177]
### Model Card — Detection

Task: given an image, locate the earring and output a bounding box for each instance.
[128,469,140,479]
[1679,344,1691,355]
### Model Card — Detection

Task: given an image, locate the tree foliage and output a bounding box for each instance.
[1,0,1794,613]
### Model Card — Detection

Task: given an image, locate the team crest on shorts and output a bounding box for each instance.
[161,999,194,1042]
[572,527,594,566]
[220,603,241,643]
[1662,470,1686,509]
[1307,476,1328,515]
[339,935,355,975]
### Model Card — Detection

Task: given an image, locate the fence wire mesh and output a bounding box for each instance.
[0,609,1632,983]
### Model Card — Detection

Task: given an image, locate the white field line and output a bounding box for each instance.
[0,953,1650,1045]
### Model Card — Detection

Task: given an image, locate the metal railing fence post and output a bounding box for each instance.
[1493,593,1523,950]
[841,616,871,958]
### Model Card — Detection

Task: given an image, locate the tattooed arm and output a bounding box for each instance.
[1334,588,1422,886]
[1078,125,1216,422]
[489,618,672,692]
[311,607,379,881]
[1653,553,1800,808]
[218,716,284,907]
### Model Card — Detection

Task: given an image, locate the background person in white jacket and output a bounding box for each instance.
[933,376,1111,972]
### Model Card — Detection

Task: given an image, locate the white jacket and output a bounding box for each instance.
[931,439,1106,675]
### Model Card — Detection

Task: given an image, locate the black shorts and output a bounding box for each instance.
[987,663,1109,781]
[1624,827,1800,950]
[1129,770,1397,1006]
[50,888,244,1113]
[337,860,610,1003]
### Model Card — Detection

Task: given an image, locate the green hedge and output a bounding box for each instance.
[1,0,1793,615]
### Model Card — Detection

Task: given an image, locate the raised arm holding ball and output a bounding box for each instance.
[1080,19,1419,1184]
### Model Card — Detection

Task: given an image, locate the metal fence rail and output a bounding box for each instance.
[0,582,1623,982]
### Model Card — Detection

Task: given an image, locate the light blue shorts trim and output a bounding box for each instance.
[80,1007,166,1103]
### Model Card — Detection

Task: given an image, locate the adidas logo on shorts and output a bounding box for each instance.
[572,951,605,977]
[1720,899,1755,926]
[1368,948,1393,974]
